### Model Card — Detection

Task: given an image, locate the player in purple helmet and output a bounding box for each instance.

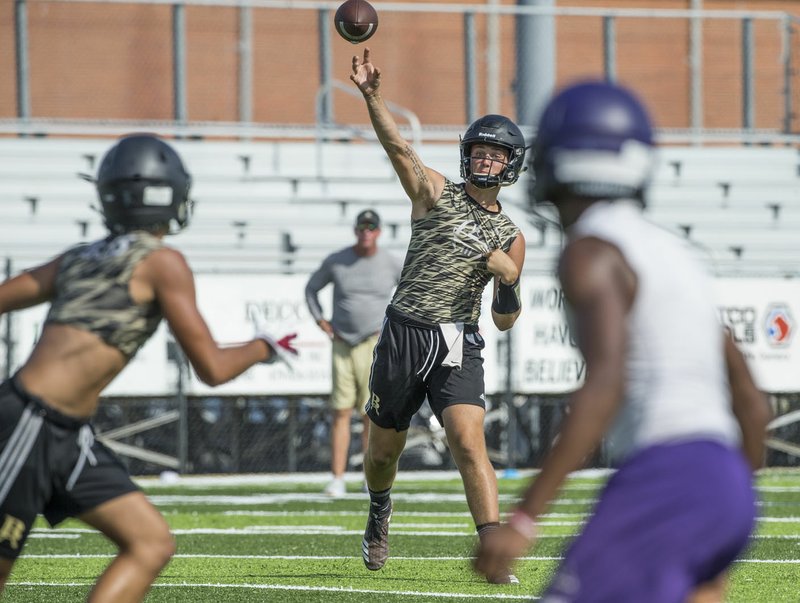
[473,81,772,601]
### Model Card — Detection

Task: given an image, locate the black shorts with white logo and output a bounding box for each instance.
[0,377,140,559]
[366,306,486,431]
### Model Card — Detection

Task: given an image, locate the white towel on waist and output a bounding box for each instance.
[439,322,465,369]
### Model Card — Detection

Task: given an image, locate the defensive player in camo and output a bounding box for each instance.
[0,134,297,602]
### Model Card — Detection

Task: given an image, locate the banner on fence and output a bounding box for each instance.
[511,276,800,394]
[714,278,799,393]
[6,275,798,396]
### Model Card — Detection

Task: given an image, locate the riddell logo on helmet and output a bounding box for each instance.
[478,133,497,138]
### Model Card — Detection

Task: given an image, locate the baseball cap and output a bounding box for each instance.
[355,209,381,228]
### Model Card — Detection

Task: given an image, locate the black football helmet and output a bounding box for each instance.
[96,134,193,235]
[459,114,526,188]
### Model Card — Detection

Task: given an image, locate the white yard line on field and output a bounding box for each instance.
[7,581,538,599]
[17,553,800,564]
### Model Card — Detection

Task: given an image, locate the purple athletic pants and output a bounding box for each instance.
[542,440,756,603]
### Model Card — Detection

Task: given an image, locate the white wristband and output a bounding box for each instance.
[507,509,537,540]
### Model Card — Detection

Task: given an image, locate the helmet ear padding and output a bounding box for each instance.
[459,114,527,188]
[530,81,655,208]
[96,134,193,235]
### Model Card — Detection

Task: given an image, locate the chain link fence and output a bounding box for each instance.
[93,393,800,475]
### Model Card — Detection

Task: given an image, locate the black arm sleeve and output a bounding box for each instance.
[492,278,521,314]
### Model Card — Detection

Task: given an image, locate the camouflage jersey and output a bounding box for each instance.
[45,232,164,358]
[391,179,520,325]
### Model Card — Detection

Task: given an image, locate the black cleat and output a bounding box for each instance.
[362,498,392,570]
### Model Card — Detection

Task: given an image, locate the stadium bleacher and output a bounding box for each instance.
[0,137,798,277]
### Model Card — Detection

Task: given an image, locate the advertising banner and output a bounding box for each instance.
[512,276,584,394]
[714,278,799,392]
[5,275,799,396]
[188,274,333,395]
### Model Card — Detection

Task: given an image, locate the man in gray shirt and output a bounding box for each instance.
[305,209,402,497]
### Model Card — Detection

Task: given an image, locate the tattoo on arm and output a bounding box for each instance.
[403,145,429,184]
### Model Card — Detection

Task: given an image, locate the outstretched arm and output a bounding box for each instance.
[0,256,61,315]
[724,331,772,470]
[145,248,285,386]
[351,48,444,217]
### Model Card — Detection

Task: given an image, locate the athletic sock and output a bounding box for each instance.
[368,487,392,512]
[476,521,501,542]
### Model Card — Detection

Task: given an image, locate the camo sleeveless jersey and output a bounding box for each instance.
[391,179,520,325]
[46,232,164,358]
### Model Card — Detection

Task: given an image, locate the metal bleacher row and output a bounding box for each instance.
[1,137,799,278]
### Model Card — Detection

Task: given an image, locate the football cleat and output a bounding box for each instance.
[362,498,392,570]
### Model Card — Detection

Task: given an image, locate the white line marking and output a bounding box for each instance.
[31,527,800,539]
[148,493,598,505]
[7,581,538,599]
[17,553,800,564]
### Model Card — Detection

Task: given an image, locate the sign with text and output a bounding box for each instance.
[714,278,800,392]
[188,274,333,395]
[513,277,584,394]
[5,275,799,396]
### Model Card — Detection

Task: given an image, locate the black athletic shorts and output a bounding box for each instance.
[0,376,140,559]
[366,306,486,431]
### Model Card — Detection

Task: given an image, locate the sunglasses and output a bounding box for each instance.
[356,223,379,231]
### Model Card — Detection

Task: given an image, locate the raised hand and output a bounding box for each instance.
[350,48,381,97]
[257,332,299,367]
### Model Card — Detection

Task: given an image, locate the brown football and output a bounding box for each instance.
[334,0,379,44]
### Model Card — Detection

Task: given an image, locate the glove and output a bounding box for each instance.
[257,332,299,368]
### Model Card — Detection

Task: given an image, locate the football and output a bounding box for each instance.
[334,0,379,44]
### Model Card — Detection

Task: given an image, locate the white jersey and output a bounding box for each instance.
[568,200,741,463]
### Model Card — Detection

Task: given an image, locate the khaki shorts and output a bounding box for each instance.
[331,334,379,414]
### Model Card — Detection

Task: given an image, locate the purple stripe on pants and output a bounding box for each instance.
[543,440,756,603]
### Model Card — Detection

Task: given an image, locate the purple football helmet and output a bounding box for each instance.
[529,80,656,207]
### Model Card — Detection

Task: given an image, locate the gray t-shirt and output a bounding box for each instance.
[305,246,402,345]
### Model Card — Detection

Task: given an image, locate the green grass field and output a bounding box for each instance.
[5,469,800,602]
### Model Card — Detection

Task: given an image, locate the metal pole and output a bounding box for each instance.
[503,329,517,474]
[690,0,704,140]
[177,349,189,473]
[486,0,500,115]
[318,8,333,125]
[742,17,754,130]
[238,5,253,128]
[172,3,188,126]
[14,0,30,122]
[515,0,555,128]
[464,12,478,123]
[288,399,297,472]
[603,15,616,83]
[782,16,793,134]
[3,259,12,380]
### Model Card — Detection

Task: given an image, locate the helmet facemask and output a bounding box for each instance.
[460,142,526,189]
[458,114,527,188]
